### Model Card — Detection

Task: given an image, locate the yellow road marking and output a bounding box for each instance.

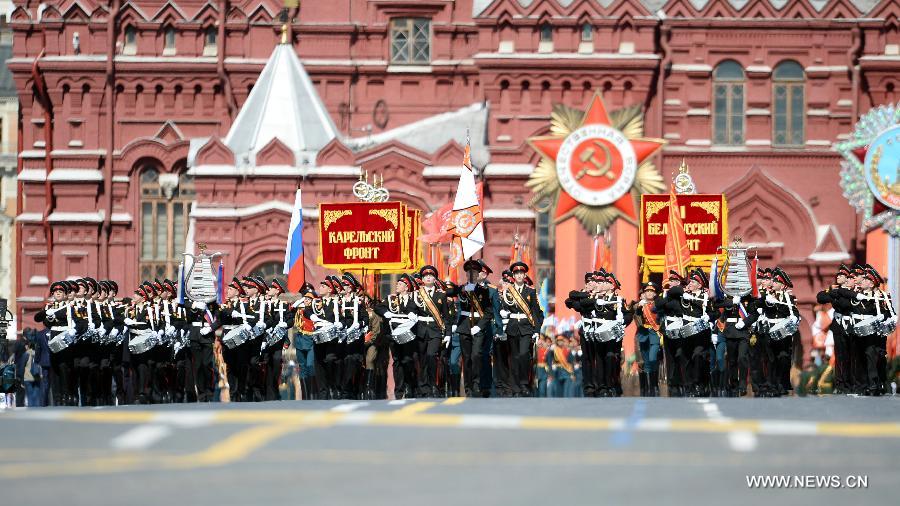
[442,397,466,406]
[11,409,900,439]
[391,401,437,416]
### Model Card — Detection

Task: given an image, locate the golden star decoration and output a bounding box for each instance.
[527,92,666,231]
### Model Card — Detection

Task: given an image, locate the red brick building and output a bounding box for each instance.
[10,0,900,355]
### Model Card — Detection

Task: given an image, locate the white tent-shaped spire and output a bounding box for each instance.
[224,40,338,168]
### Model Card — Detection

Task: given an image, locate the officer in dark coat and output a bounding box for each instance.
[184,297,219,402]
[714,289,757,397]
[499,262,544,397]
[448,259,494,397]
[414,265,451,397]
[816,264,855,394]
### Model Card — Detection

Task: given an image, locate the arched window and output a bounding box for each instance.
[203,26,217,56]
[773,61,805,147]
[124,25,137,55]
[163,26,176,55]
[712,60,745,146]
[139,166,194,281]
[249,261,287,290]
[581,22,593,42]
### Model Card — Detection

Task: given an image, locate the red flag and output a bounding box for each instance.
[664,188,692,277]
[591,233,612,272]
[521,236,533,272]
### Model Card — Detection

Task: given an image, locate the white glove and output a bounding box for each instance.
[735,320,746,330]
[277,321,288,329]
[334,321,344,329]
[495,333,507,341]
[349,322,359,331]
[701,314,710,322]
[732,296,741,304]
[452,325,458,333]
[200,326,212,335]
[291,300,302,309]
[638,299,648,306]
[406,313,418,323]
[442,335,450,347]
[124,318,138,326]
[766,295,778,304]
[711,334,718,345]
[255,321,266,329]
[231,310,243,318]
[683,293,695,301]
[532,333,539,341]
[241,323,252,332]
[166,326,176,337]
[500,309,510,318]
[109,328,120,339]
[471,326,481,335]
[157,330,164,337]
[64,329,76,339]
[464,283,476,292]
[856,293,866,301]
[383,311,396,319]
[192,301,207,310]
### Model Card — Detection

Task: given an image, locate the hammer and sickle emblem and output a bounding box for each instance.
[575,141,616,181]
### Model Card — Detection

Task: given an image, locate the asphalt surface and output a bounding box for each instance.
[1,396,898,506]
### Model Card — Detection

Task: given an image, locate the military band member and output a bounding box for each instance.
[335,273,368,399]
[714,289,756,397]
[184,294,219,402]
[758,268,800,396]
[632,282,663,397]
[35,281,78,405]
[658,269,715,397]
[292,282,319,399]
[845,265,896,396]
[443,280,462,397]
[565,272,597,396]
[262,279,293,401]
[499,262,544,397]
[218,278,246,401]
[414,265,451,397]
[375,273,420,399]
[817,264,856,395]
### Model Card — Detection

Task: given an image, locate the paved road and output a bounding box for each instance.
[1,397,898,505]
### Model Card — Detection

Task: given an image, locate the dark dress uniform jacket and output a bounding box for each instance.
[501,284,544,337]
[447,283,493,335]
[414,286,451,339]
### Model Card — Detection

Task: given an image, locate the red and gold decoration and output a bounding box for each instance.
[527,92,666,231]
[318,201,421,271]
[639,192,728,280]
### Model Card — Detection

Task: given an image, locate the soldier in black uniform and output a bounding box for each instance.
[589,271,633,397]
[816,264,855,394]
[413,265,451,397]
[658,268,716,397]
[184,295,219,402]
[336,273,368,400]
[499,262,544,397]
[35,281,78,406]
[261,279,293,400]
[565,272,599,396]
[447,260,494,398]
[375,273,420,399]
[657,271,683,396]
[758,268,800,396]
[714,290,757,397]
[846,265,896,395]
[123,284,156,404]
[493,269,516,397]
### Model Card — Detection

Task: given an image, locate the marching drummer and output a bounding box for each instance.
[261,279,293,401]
[374,273,419,399]
[845,265,896,396]
[758,268,800,397]
[337,273,368,400]
[658,268,715,397]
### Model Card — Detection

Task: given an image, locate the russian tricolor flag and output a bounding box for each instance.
[283,189,305,292]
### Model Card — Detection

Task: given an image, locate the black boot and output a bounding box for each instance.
[639,370,648,396]
[649,371,659,397]
[364,370,375,400]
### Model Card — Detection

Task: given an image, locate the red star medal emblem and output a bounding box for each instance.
[529,94,665,221]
